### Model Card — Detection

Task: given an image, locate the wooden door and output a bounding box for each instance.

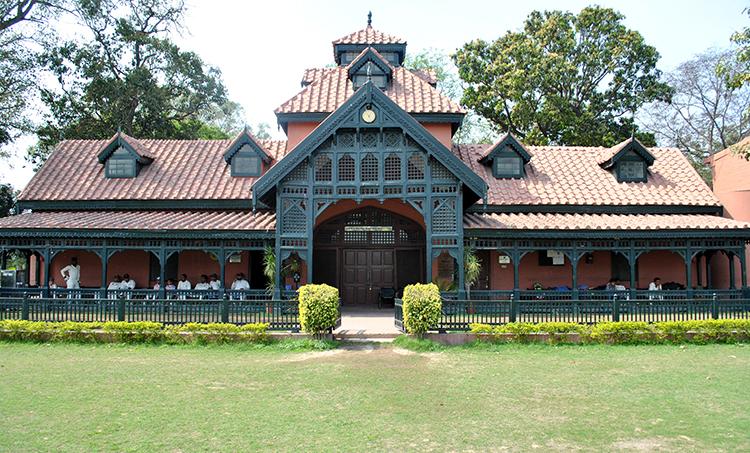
[342,249,394,305]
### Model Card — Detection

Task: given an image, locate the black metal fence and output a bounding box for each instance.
[395,292,750,332]
[0,293,304,330]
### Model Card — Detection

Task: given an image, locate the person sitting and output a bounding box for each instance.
[107,274,122,299]
[164,278,176,299]
[119,273,135,299]
[195,274,210,290]
[177,273,191,299]
[231,273,250,290]
[209,273,222,290]
[648,277,663,300]
[605,278,619,291]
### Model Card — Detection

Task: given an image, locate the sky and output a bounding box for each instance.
[1,0,748,190]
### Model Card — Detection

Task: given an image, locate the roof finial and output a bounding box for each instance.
[367,11,372,27]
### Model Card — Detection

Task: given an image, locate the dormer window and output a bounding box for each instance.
[106,148,136,178]
[617,151,647,182]
[478,133,532,179]
[599,140,654,183]
[494,152,524,178]
[353,62,387,90]
[231,144,262,177]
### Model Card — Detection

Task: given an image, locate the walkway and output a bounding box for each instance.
[333,305,401,341]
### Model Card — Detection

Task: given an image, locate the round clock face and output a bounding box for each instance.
[362,109,376,123]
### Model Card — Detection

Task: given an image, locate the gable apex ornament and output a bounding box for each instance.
[367,11,372,27]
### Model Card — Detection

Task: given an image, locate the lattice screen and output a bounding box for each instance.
[314,154,332,182]
[432,199,457,234]
[384,153,401,181]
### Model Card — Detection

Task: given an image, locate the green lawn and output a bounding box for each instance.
[0,340,748,452]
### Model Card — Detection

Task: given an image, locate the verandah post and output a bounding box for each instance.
[221,298,229,324]
[612,294,620,323]
[509,293,516,323]
[22,294,29,320]
[711,294,719,319]
[117,297,125,322]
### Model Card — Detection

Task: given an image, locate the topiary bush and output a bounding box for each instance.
[298,284,340,338]
[402,283,442,337]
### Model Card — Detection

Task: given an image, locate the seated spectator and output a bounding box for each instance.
[48,277,57,289]
[177,273,192,290]
[153,276,161,291]
[108,275,122,299]
[165,278,176,290]
[209,273,222,290]
[120,274,136,290]
[231,273,250,290]
[649,277,663,300]
[195,274,210,290]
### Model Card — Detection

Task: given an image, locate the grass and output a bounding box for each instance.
[0,340,749,452]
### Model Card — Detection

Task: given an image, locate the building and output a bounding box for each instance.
[1,19,749,304]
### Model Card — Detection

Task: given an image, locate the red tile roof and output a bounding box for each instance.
[20,139,288,203]
[276,66,464,115]
[0,210,276,231]
[453,144,721,207]
[332,25,405,45]
[464,212,750,231]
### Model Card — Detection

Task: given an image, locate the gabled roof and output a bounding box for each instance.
[478,133,532,165]
[96,131,154,164]
[301,67,437,87]
[453,144,721,210]
[347,47,392,80]
[257,81,486,207]
[332,25,406,45]
[19,138,288,208]
[275,65,464,117]
[598,137,656,169]
[223,129,272,164]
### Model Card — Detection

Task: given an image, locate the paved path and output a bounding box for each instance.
[333,306,401,341]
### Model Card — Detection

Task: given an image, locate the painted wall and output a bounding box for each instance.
[420,123,453,149]
[315,199,424,229]
[49,250,102,288]
[286,122,320,150]
[706,147,750,288]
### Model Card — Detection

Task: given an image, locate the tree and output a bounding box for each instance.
[642,48,750,184]
[453,6,672,147]
[0,1,71,157]
[404,48,497,144]
[0,183,15,217]
[30,0,228,167]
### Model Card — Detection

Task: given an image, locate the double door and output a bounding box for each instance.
[342,249,394,305]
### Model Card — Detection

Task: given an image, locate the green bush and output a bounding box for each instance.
[50,321,100,342]
[102,321,165,343]
[402,283,442,337]
[241,323,270,343]
[298,284,340,337]
[0,319,50,341]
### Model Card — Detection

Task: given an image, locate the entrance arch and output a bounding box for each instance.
[313,207,425,305]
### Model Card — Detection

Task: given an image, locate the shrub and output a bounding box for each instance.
[102,321,165,343]
[298,284,340,337]
[0,319,50,341]
[402,283,442,337]
[241,323,270,343]
[50,321,100,342]
[589,321,655,344]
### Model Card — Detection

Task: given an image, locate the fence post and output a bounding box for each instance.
[509,294,516,323]
[222,297,229,324]
[22,294,29,321]
[712,293,719,320]
[613,294,620,323]
[117,297,126,322]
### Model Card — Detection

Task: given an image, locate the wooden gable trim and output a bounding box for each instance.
[478,133,532,165]
[599,137,656,170]
[96,131,153,165]
[223,129,271,164]
[252,81,487,207]
[347,47,392,80]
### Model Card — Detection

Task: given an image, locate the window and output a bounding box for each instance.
[232,144,261,177]
[618,160,646,182]
[106,148,136,178]
[361,153,378,182]
[494,155,523,178]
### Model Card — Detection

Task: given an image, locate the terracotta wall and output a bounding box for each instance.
[707,147,750,288]
[48,250,102,288]
[420,123,453,149]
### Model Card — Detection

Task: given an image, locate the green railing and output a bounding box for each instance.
[395,294,750,332]
[0,295,303,330]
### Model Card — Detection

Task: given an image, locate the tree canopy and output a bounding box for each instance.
[453,6,672,147]
[642,48,750,183]
[27,0,230,167]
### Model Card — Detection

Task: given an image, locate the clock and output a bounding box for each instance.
[362,109,376,123]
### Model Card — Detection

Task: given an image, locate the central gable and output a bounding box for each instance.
[253,81,486,208]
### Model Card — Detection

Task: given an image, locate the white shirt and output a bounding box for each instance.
[209,280,221,290]
[195,282,210,290]
[177,280,192,290]
[231,279,250,290]
[120,279,136,290]
[61,264,81,288]
[649,282,662,291]
[107,282,121,290]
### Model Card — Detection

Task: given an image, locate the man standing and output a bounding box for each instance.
[61,257,81,289]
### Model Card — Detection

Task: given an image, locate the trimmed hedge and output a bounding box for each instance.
[402,283,442,337]
[0,320,270,344]
[298,284,340,337]
[470,319,750,345]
